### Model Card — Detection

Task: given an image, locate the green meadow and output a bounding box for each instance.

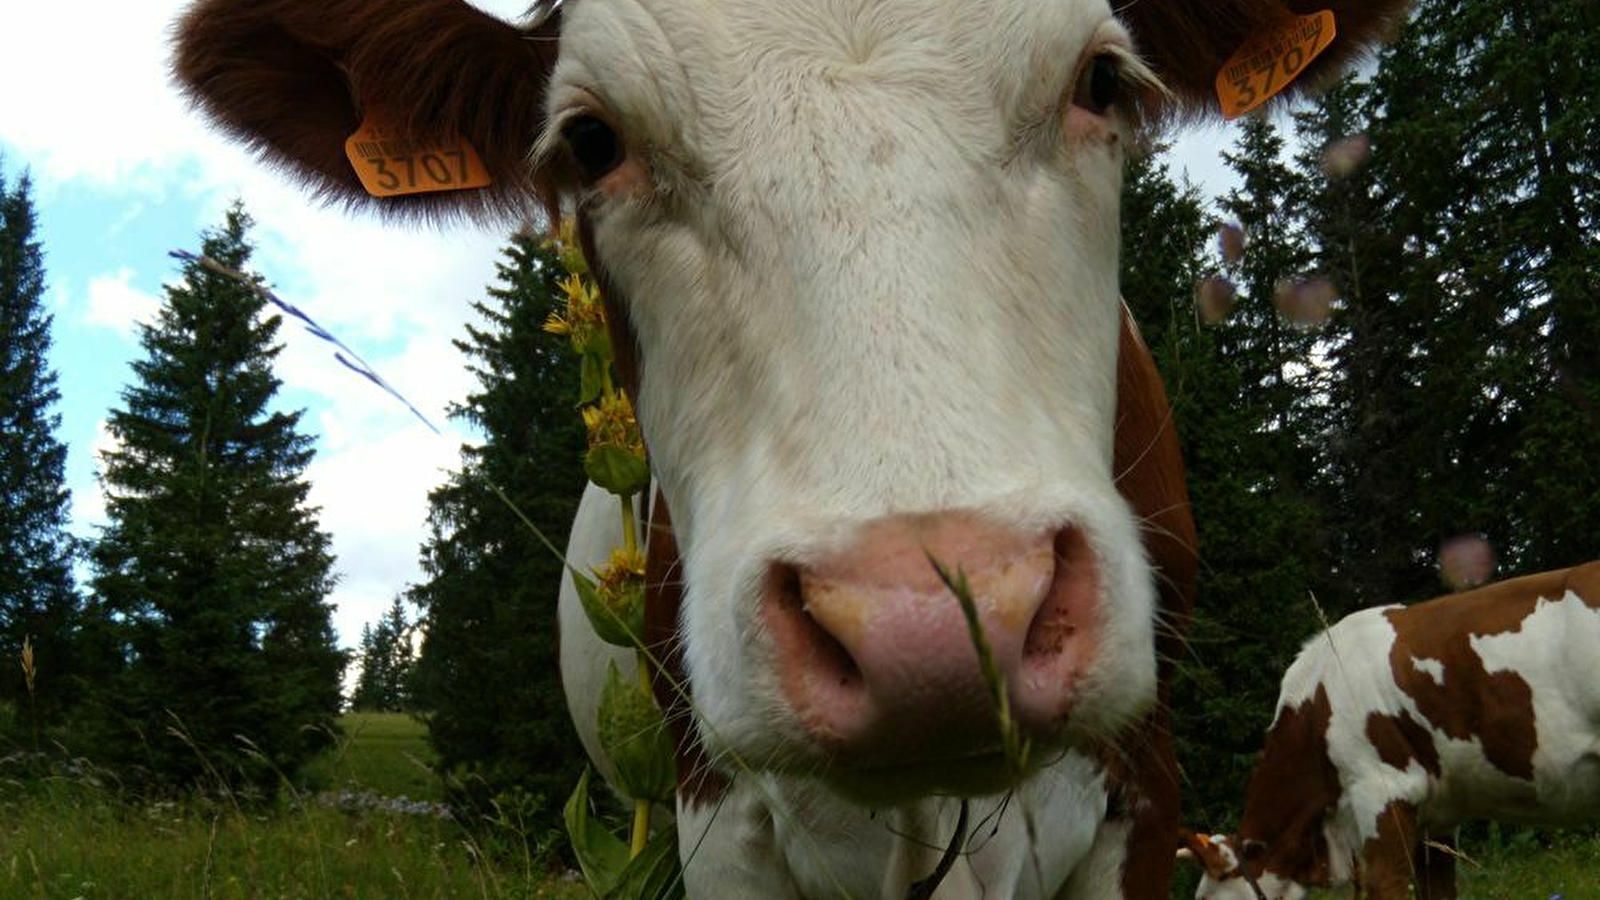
[3,713,1592,899]
[1,713,586,900]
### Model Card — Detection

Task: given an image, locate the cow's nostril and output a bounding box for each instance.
[1024,527,1097,659]
[767,563,861,691]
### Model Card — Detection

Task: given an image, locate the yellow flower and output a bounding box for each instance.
[542,310,571,336]
[549,216,590,277]
[596,545,646,587]
[582,389,645,457]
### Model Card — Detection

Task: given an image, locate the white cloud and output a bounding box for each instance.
[84,268,162,337]
[305,423,466,646]
[70,420,121,532]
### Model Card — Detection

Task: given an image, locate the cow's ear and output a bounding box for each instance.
[1119,0,1411,119]
[1175,828,1204,861]
[173,0,561,222]
[1240,838,1270,866]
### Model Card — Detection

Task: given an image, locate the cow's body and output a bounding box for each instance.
[1182,562,1600,900]
[172,0,1408,895]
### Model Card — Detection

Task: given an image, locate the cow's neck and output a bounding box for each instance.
[1237,684,1342,887]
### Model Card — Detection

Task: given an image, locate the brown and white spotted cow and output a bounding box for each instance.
[1180,562,1600,900]
[173,0,1407,896]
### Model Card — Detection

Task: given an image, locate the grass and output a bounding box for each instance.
[0,781,588,900]
[302,711,442,801]
[5,713,1591,899]
[1229,829,1599,900]
[0,713,589,900]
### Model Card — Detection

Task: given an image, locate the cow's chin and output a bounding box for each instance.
[819,750,1024,806]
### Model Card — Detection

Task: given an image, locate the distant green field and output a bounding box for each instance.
[302,711,443,800]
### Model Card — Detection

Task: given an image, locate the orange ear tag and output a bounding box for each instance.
[344,113,492,197]
[1215,10,1337,120]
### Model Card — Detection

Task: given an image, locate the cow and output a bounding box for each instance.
[172,0,1408,896]
[1179,562,1600,900]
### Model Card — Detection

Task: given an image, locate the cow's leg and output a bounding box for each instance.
[1415,833,1458,900]
[1359,800,1421,900]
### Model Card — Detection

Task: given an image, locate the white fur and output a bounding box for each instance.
[551,0,1164,895]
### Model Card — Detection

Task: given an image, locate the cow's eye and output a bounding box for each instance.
[1073,54,1121,116]
[561,115,623,183]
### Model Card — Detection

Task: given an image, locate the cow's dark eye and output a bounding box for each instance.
[562,115,623,183]
[1074,54,1121,115]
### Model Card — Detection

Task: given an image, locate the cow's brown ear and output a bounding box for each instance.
[1175,827,1203,860]
[1119,0,1411,120]
[173,0,561,222]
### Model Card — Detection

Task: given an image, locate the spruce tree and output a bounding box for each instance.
[408,227,587,828]
[1123,147,1323,829]
[1315,0,1600,595]
[1290,76,1428,611]
[86,203,343,792]
[351,596,413,712]
[0,164,82,744]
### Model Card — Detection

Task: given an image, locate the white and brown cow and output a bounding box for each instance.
[1180,562,1600,900]
[173,0,1406,896]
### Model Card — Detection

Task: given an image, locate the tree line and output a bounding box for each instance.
[1125,0,1597,824]
[0,0,1593,850]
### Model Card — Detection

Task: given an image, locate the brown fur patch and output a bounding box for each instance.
[1111,311,1196,900]
[1359,799,1422,900]
[1365,708,1440,777]
[1239,684,1341,887]
[1381,566,1590,781]
[642,492,730,809]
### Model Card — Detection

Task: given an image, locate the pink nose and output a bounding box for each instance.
[762,512,1100,761]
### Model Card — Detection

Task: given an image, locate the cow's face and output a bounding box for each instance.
[174,0,1411,803]
[1183,833,1307,900]
[546,0,1155,799]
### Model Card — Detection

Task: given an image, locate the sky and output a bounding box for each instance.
[0,0,1240,657]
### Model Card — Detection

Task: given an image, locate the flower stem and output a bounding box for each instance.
[631,798,652,858]
[619,493,638,556]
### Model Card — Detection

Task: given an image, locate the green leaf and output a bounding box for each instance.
[580,350,608,405]
[607,824,685,900]
[597,661,677,804]
[565,767,630,898]
[585,444,651,497]
[573,570,644,648]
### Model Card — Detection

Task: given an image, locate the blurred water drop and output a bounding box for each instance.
[1321,134,1371,179]
[1217,223,1247,264]
[1273,277,1336,328]
[1195,276,1237,324]
[1439,534,1496,591]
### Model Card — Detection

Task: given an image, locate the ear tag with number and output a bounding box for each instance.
[344,112,492,197]
[1216,10,1337,120]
